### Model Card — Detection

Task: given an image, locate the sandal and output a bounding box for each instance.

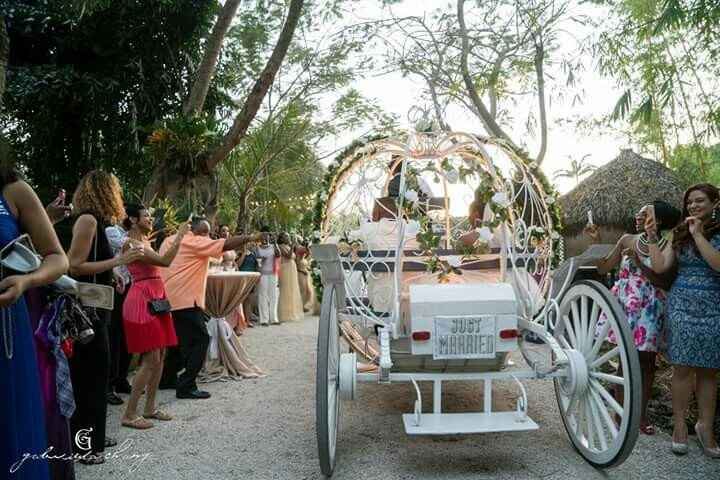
[78,454,105,465]
[639,424,656,435]
[122,416,154,429]
[143,409,172,421]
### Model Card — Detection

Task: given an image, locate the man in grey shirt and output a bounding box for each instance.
[254,231,279,325]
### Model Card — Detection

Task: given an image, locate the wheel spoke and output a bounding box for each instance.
[589,316,611,360]
[590,371,625,385]
[589,346,620,369]
[584,396,594,450]
[585,302,600,356]
[571,299,584,352]
[589,384,618,439]
[588,391,609,451]
[590,379,624,418]
[561,314,579,348]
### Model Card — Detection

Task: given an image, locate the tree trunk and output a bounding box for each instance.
[0,15,8,108]
[456,0,518,150]
[206,0,305,171]
[183,0,242,116]
[144,0,305,204]
[533,34,548,165]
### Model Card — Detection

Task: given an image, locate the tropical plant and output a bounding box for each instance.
[553,154,597,186]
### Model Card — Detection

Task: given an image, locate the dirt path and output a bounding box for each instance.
[78,316,719,479]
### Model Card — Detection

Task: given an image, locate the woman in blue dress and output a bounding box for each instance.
[646,183,720,458]
[0,167,69,479]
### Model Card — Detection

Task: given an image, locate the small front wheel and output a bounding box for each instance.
[316,285,342,476]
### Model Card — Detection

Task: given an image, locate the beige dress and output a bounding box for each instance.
[278,246,304,321]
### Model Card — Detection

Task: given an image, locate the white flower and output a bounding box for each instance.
[312,268,321,276]
[444,169,460,184]
[491,191,512,208]
[313,230,321,239]
[551,231,561,240]
[476,226,494,243]
[446,256,462,268]
[545,196,556,205]
[404,189,419,203]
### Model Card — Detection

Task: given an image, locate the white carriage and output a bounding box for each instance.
[311,131,641,476]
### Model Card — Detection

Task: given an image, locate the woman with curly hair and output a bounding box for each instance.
[645,183,720,457]
[66,170,142,465]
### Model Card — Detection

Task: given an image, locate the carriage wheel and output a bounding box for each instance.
[317,284,342,477]
[553,280,641,468]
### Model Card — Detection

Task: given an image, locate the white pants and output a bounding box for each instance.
[258,274,279,325]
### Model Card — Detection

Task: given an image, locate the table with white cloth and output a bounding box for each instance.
[201,271,265,381]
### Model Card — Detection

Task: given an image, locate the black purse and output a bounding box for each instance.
[148,299,172,315]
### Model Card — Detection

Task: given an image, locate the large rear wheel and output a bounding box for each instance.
[553,280,641,468]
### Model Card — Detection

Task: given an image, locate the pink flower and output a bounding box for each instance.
[626,298,641,313]
[634,326,647,346]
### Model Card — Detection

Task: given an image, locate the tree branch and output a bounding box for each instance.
[184,0,243,116]
[457,0,518,148]
[207,0,305,171]
[533,32,548,165]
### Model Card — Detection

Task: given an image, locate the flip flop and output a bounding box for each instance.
[640,424,656,435]
[143,409,172,421]
[122,416,154,429]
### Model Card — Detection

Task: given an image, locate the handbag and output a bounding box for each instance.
[148,298,172,315]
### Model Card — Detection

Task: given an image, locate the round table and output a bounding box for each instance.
[202,271,265,381]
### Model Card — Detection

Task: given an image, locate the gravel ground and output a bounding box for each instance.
[78,316,719,480]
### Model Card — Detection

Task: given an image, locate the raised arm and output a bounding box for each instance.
[134,221,191,267]
[0,181,69,307]
[223,233,261,252]
[645,215,676,273]
[688,217,720,271]
[583,224,627,275]
[68,215,140,277]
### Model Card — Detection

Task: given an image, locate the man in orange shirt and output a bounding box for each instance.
[159,217,257,399]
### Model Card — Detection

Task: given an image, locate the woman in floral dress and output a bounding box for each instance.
[587,200,680,435]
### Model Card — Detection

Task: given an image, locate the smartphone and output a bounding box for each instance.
[587,210,594,226]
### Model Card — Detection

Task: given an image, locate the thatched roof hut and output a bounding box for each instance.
[559,149,687,255]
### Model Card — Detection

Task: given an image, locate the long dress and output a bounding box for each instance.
[665,234,720,368]
[0,194,51,479]
[123,261,178,353]
[277,246,304,322]
[597,255,666,352]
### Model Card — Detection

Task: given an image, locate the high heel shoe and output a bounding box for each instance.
[671,425,689,455]
[695,423,720,459]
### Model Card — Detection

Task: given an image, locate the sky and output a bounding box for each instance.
[321,0,632,194]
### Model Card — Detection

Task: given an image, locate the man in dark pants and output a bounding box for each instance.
[105,222,133,402]
[159,218,258,399]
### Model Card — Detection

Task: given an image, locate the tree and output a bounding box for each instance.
[218,102,322,231]
[377,0,580,166]
[0,15,7,107]
[596,0,720,171]
[553,154,597,186]
[1,0,222,200]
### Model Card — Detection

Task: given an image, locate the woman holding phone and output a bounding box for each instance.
[120,205,190,429]
[586,200,681,436]
[645,183,720,457]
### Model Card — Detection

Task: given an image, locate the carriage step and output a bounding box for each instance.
[402,412,539,435]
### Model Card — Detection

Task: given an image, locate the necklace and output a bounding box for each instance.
[635,233,667,258]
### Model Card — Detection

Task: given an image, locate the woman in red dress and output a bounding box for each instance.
[120,205,190,429]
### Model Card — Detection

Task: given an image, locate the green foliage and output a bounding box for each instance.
[218,102,324,232]
[667,143,720,187]
[145,116,220,176]
[1,0,221,201]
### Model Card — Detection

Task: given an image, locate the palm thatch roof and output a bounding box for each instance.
[560,149,687,235]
